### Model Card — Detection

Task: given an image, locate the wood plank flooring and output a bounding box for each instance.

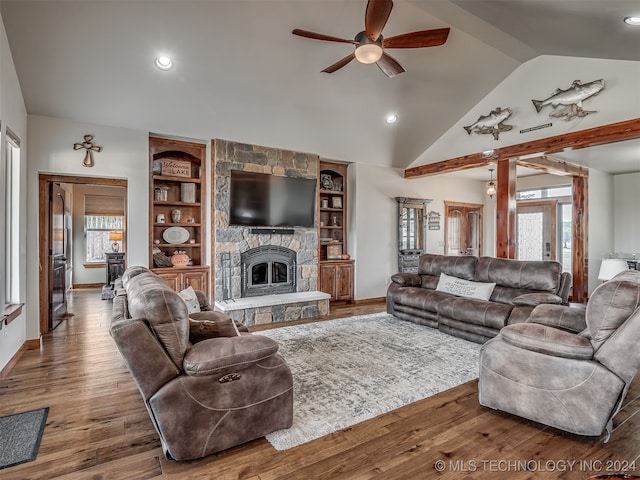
[1,289,639,479]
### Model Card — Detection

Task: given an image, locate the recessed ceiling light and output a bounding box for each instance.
[154,55,173,71]
[623,16,640,25]
[385,114,398,124]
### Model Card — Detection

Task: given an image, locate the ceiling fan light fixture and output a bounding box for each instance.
[623,16,640,25]
[355,43,383,64]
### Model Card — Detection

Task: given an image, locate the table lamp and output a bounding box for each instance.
[109,231,122,252]
[597,258,628,281]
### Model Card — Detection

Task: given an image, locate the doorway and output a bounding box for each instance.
[444,201,483,256]
[39,174,128,334]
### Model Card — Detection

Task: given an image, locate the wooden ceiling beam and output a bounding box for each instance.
[404,118,640,179]
[516,155,589,177]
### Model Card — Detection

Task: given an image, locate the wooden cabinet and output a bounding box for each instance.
[317,158,353,301]
[153,266,209,292]
[396,197,431,273]
[319,261,354,301]
[149,136,210,295]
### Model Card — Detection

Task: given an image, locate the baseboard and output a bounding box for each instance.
[354,297,386,305]
[0,338,40,381]
[72,283,104,289]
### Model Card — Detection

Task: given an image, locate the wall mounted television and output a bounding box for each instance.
[229,170,317,228]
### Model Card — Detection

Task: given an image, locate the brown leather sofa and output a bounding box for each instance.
[479,269,640,440]
[110,266,293,461]
[387,254,572,343]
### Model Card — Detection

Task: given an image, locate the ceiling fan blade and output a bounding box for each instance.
[376,52,405,78]
[382,27,450,49]
[292,29,358,44]
[365,0,393,41]
[322,53,356,74]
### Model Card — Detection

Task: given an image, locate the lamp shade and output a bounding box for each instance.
[597,258,628,281]
[109,231,122,242]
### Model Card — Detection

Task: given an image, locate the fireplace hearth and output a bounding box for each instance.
[241,245,297,297]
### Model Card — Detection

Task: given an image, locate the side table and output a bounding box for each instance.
[105,252,126,287]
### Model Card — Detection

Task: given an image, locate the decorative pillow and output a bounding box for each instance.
[436,272,496,301]
[179,286,201,313]
[189,312,249,342]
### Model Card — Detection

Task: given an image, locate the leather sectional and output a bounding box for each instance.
[387,254,572,343]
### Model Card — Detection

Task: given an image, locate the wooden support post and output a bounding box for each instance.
[495,159,517,259]
[572,176,588,303]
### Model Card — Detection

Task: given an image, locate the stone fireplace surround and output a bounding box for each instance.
[213,140,328,325]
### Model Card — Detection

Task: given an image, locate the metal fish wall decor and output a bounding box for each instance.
[532,78,604,121]
[463,107,513,140]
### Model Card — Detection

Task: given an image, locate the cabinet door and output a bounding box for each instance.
[156,272,180,291]
[182,270,208,293]
[319,264,337,300]
[336,263,353,301]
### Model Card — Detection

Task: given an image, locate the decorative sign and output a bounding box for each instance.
[161,159,191,178]
[428,211,441,230]
[520,123,552,134]
[327,244,342,260]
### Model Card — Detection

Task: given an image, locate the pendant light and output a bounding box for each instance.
[486,168,497,198]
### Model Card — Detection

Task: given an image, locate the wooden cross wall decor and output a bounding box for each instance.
[73,134,103,167]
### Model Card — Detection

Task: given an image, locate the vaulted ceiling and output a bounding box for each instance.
[2,0,638,171]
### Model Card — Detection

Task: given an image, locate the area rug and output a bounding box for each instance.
[0,407,49,470]
[260,312,480,450]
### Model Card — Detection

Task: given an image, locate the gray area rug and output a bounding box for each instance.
[261,312,480,450]
[0,407,49,470]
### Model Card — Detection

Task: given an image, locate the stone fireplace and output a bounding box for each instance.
[213,140,330,326]
[241,245,297,297]
[213,140,319,301]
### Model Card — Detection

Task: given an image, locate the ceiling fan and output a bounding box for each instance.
[292,0,450,78]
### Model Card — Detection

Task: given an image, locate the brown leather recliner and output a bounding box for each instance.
[479,269,640,441]
[110,266,293,461]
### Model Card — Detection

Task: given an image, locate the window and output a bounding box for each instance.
[84,195,125,263]
[3,128,21,305]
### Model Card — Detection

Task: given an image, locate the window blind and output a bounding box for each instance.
[84,195,125,216]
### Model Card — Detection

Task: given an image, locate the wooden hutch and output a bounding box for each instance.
[318,160,354,301]
[149,136,210,295]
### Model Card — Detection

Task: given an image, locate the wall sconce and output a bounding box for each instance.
[109,231,123,252]
[597,258,628,281]
[486,168,497,198]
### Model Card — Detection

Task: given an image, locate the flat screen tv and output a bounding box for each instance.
[229,170,316,228]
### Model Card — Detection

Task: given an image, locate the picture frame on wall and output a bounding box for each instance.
[331,196,342,209]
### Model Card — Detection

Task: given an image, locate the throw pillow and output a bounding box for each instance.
[189,312,249,342]
[436,272,496,301]
[179,286,201,314]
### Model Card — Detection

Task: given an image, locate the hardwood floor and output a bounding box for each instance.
[1,289,639,479]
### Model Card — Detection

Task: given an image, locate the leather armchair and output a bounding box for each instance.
[110,267,293,460]
[479,269,640,441]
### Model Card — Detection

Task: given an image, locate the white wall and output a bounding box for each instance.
[588,169,615,295]
[26,115,148,339]
[350,163,486,299]
[614,172,640,256]
[0,11,28,372]
[412,55,640,167]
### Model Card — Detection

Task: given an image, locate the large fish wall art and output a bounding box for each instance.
[532,78,604,121]
[463,107,513,140]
